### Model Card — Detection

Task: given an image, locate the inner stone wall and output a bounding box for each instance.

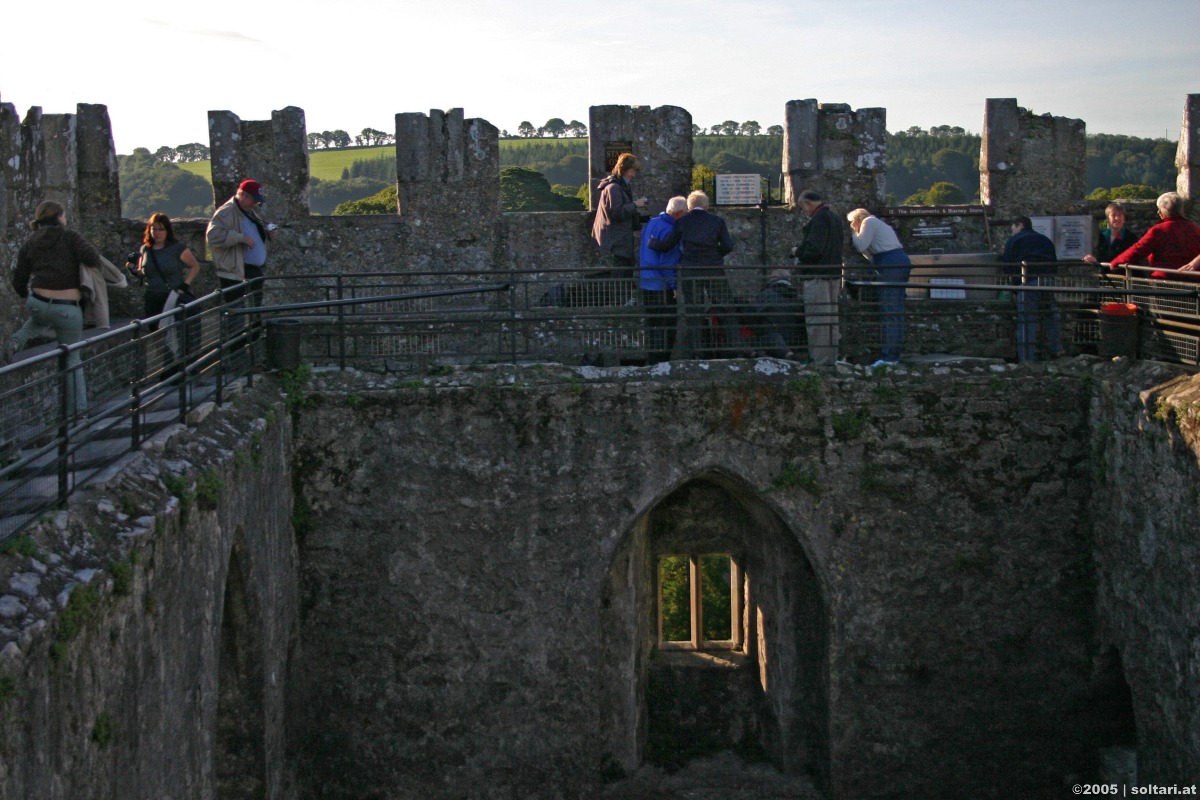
[1090,361,1200,785]
[1,359,1198,796]
[289,359,1097,799]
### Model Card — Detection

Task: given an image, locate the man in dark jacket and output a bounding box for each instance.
[651,191,739,356]
[791,189,845,365]
[1001,216,1060,362]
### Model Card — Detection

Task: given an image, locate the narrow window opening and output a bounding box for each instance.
[658,553,741,651]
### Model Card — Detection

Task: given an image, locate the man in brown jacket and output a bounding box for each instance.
[206,179,275,342]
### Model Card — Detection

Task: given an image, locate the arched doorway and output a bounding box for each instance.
[215,530,266,798]
[598,472,828,785]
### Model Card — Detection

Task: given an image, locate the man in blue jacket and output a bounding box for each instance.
[1001,216,1060,362]
[639,196,687,363]
[650,191,739,357]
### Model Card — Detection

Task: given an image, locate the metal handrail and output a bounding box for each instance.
[4,263,1200,544]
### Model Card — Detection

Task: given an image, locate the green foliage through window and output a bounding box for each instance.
[659,554,735,645]
[659,555,690,642]
[700,555,732,642]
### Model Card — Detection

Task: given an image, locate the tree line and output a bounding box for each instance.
[307,128,394,149]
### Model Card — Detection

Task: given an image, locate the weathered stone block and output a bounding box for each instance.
[394,107,500,229]
[208,107,309,220]
[40,113,76,222]
[588,104,692,215]
[981,98,1086,219]
[1175,93,1199,204]
[74,103,120,224]
[782,100,886,211]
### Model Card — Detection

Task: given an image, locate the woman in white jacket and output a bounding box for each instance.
[848,208,911,367]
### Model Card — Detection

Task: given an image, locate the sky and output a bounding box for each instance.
[1,0,1197,154]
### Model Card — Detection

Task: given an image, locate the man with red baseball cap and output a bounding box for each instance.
[206,178,278,340]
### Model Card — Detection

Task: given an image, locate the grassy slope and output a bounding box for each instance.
[177,145,395,184]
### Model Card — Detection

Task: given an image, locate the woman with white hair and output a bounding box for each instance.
[1110,192,1200,279]
[847,208,911,366]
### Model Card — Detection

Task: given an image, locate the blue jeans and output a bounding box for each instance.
[13,295,87,416]
[1016,276,1062,363]
[872,249,911,361]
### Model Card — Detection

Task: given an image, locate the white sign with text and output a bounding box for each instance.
[714,174,762,206]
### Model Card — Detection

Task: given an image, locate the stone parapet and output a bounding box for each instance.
[394,108,500,227]
[0,104,120,231]
[782,99,886,211]
[980,98,1086,219]
[1175,93,1199,205]
[587,105,692,214]
[208,106,309,221]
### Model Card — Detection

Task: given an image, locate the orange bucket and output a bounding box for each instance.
[1100,302,1137,316]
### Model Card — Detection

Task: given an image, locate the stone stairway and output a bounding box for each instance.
[0,378,219,541]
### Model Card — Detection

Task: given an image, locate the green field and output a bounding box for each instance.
[175,137,771,186]
[177,145,395,184]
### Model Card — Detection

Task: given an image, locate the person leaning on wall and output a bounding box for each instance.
[4,200,102,416]
[638,195,687,364]
[847,208,912,367]
[1082,202,1138,266]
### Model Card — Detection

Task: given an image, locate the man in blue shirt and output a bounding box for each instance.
[1001,216,1060,362]
[638,196,687,363]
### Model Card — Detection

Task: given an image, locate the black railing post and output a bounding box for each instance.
[216,299,229,407]
[336,273,347,370]
[130,320,144,448]
[56,345,70,506]
[176,306,189,424]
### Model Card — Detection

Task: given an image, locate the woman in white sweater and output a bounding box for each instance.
[848,209,911,366]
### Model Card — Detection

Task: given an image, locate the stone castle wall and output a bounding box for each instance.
[0,358,1197,796]
[289,360,1098,799]
[1091,361,1200,786]
[0,385,299,800]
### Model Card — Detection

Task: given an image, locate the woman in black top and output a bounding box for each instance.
[1083,202,1138,265]
[5,201,102,415]
[133,213,201,326]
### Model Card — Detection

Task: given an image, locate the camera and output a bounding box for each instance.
[124,251,144,285]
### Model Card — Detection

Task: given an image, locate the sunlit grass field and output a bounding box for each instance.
[176,139,597,185]
[177,145,395,184]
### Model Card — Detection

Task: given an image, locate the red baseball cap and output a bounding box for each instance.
[238,179,266,203]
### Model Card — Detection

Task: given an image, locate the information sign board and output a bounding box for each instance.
[1030,215,1093,261]
[604,141,632,173]
[911,226,955,238]
[929,277,967,300]
[714,174,762,206]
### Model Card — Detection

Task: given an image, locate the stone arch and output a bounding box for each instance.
[598,469,828,786]
[1086,646,1138,783]
[215,527,267,798]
